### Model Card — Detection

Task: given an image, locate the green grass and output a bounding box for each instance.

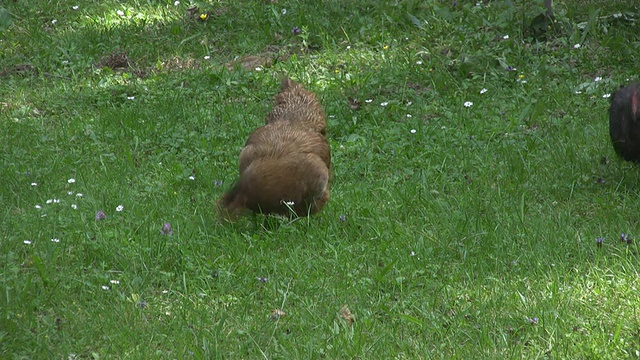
[2,0,640,358]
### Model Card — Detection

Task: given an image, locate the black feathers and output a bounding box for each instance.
[610,83,640,163]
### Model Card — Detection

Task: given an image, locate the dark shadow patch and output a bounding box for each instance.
[0,64,38,78]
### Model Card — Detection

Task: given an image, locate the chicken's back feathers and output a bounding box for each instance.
[266,78,327,135]
[218,78,331,220]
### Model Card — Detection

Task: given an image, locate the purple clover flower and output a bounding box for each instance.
[507,66,516,72]
[621,233,632,244]
[257,277,268,283]
[596,237,605,248]
[95,210,107,220]
[214,180,223,187]
[292,26,301,36]
[161,222,173,236]
[338,215,346,222]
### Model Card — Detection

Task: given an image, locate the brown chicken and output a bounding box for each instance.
[218,78,331,219]
[610,83,640,163]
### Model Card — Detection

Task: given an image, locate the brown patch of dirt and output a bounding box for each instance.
[225,45,292,72]
[96,50,131,70]
[95,50,146,78]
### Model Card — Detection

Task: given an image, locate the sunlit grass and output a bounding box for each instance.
[2,0,640,358]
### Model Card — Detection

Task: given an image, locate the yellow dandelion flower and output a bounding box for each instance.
[383,45,389,50]
[200,13,208,20]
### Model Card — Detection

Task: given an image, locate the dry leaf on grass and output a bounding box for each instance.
[270,309,286,321]
[347,97,361,110]
[339,305,354,327]
[158,56,201,72]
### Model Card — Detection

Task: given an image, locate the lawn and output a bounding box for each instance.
[2,0,640,358]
